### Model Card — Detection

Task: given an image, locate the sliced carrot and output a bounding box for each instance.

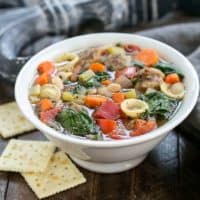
[36,73,49,85]
[134,48,159,67]
[37,61,54,74]
[97,119,117,134]
[165,73,180,84]
[38,98,53,111]
[90,62,106,72]
[131,119,157,136]
[85,95,107,108]
[101,79,112,86]
[112,93,125,103]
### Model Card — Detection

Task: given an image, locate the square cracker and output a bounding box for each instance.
[22,152,86,199]
[0,139,55,172]
[0,102,35,138]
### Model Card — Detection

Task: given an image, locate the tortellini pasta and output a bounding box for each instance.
[160,82,185,99]
[40,84,61,101]
[121,99,149,118]
[54,53,79,72]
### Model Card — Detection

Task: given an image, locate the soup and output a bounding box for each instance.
[29,43,185,140]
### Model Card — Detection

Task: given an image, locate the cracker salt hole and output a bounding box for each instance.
[0,102,35,138]
[0,139,55,173]
[22,151,86,199]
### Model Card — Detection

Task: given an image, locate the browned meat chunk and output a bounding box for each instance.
[135,67,165,91]
[115,75,133,88]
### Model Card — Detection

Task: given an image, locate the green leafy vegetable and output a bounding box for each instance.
[154,62,184,78]
[140,91,179,120]
[81,77,100,88]
[72,85,87,95]
[56,108,98,136]
[63,80,71,85]
[95,72,110,82]
[133,60,145,68]
[80,72,110,88]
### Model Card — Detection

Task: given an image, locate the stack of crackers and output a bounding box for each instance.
[0,102,86,199]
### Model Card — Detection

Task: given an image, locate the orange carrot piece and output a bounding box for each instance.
[38,98,53,111]
[101,79,112,85]
[37,61,54,74]
[36,73,49,85]
[112,93,125,103]
[134,48,159,66]
[97,119,117,134]
[90,62,106,72]
[165,73,180,84]
[131,119,157,136]
[84,95,107,108]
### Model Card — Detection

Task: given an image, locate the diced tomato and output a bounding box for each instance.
[93,101,120,120]
[131,119,157,136]
[40,107,61,124]
[97,119,117,134]
[124,44,141,53]
[115,67,137,79]
[110,134,123,140]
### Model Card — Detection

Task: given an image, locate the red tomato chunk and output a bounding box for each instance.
[40,108,61,124]
[93,101,120,120]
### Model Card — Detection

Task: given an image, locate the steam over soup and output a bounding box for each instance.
[29,43,185,140]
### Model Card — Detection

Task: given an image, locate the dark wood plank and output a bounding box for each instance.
[134,131,179,200]
[0,82,14,103]
[6,173,37,200]
[94,170,135,200]
[178,132,200,200]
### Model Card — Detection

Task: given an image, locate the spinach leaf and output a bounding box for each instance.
[154,62,184,78]
[56,108,98,136]
[132,60,145,68]
[95,72,110,82]
[80,72,110,88]
[140,91,179,120]
[81,77,100,88]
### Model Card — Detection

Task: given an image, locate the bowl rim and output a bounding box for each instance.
[15,33,199,148]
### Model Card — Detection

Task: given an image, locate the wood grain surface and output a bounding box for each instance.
[0,80,199,200]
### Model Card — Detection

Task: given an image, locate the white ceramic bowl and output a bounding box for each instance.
[15,33,199,173]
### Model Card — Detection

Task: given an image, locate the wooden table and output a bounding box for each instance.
[0,80,199,200]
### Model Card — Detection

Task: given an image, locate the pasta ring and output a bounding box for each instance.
[54,53,79,72]
[121,99,149,118]
[160,82,184,99]
[40,84,61,101]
